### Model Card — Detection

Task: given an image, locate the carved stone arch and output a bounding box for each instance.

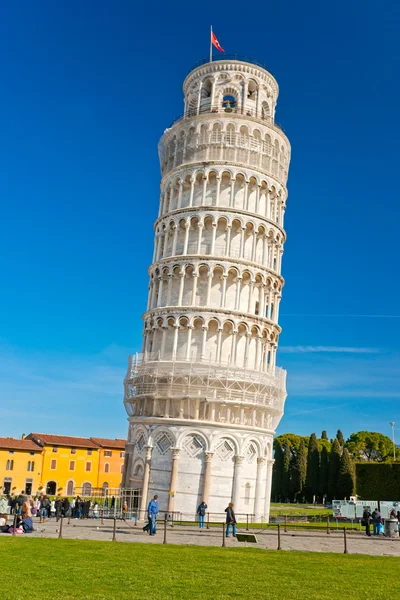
[265,441,273,459]
[176,428,210,452]
[241,436,263,458]
[206,315,222,329]
[237,320,250,334]
[190,314,205,328]
[211,432,240,456]
[148,427,176,451]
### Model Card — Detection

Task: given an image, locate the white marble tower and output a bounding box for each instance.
[123,56,291,521]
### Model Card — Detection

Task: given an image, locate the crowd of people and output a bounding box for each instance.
[362,507,400,536]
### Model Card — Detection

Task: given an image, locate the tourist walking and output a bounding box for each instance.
[39,495,50,523]
[143,495,158,535]
[92,502,99,519]
[225,502,237,537]
[122,501,128,521]
[62,497,71,518]
[362,508,371,536]
[372,508,381,536]
[50,499,56,518]
[197,501,207,529]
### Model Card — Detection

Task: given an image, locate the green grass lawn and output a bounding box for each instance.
[0,538,398,600]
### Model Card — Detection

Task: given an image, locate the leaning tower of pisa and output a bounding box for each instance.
[123,55,291,521]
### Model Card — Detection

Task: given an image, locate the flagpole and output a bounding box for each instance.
[210,25,213,63]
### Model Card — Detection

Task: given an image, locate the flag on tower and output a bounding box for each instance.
[211,31,224,53]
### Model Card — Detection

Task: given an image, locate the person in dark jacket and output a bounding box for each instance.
[225,502,237,537]
[197,501,208,529]
[362,508,371,536]
[372,508,381,536]
[62,497,70,518]
[39,496,50,523]
[55,498,63,522]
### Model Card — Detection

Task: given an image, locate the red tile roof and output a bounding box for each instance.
[26,433,99,449]
[0,437,41,451]
[90,437,127,450]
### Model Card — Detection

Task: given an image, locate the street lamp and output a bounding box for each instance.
[389,422,396,461]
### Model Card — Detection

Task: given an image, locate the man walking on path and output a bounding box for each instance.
[372,508,381,536]
[197,501,207,529]
[143,495,158,536]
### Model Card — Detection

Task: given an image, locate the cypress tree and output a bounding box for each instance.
[328,438,341,500]
[337,429,345,447]
[336,448,356,499]
[292,437,307,501]
[272,440,284,501]
[321,430,328,440]
[320,445,329,499]
[281,439,291,501]
[305,433,320,502]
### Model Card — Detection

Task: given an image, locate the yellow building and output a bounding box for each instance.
[0,437,43,496]
[25,433,126,496]
[0,433,127,497]
[90,437,126,491]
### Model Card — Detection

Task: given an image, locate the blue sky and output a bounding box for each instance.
[1,1,399,441]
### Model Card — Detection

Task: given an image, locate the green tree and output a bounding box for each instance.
[337,429,345,447]
[305,433,320,502]
[291,437,307,501]
[346,431,393,462]
[281,439,291,500]
[336,448,356,499]
[321,430,328,440]
[328,438,341,499]
[272,439,284,501]
[275,433,308,455]
[320,445,329,499]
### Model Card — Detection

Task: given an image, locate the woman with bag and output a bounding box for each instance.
[225,502,237,537]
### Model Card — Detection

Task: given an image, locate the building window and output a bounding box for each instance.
[8,450,14,455]
[52,447,58,453]
[25,479,33,495]
[120,451,125,458]
[104,451,112,457]
[87,449,92,456]
[50,459,57,470]
[71,448,76,455]
[27,461,35,472]
[82,482,92,496]
[29,452,35,456]
[104,463,110,473]
[6,460,14,471]
[69,461,75,471]
[66,480,74,496]
[85,462,91,472]
[3,478,12,494]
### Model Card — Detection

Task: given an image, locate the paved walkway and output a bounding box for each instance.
[7,517,400,556]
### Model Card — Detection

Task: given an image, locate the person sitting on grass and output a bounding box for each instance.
[225,502,237,537]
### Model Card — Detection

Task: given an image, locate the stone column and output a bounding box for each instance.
[177,181,183,209]
[172,324,179,359]
[229,178,235,207]
[215,175,221,206]
[186,325,193,360]
[197,224,204,254]
[254,457,267,521]
[206,272,212,305]
[225,225,232,255]
[189,177,195,207]
[239,227,246,259]
[220,274,227,308]
[166,274,173,306]
[177,272,185,305]
[183,223,190,255]
[201,326,208,359]
[167,448,181,512]
[235,276,242,310]
[232,455,244,507]
[171,226,178,256]
[157,277,164,307]
[201,176,207,206]
[191,272,198,305]
[139,445,153,519]
[216,327,223,362]
[201,452,214,504]
[210,223,217,255]
[263,459,274,522]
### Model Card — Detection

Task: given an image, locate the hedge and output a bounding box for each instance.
[356,463,400,500]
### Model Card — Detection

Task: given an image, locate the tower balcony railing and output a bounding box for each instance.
[169,103,286,135]
[188,55,275,76]
[125,352,286,393]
